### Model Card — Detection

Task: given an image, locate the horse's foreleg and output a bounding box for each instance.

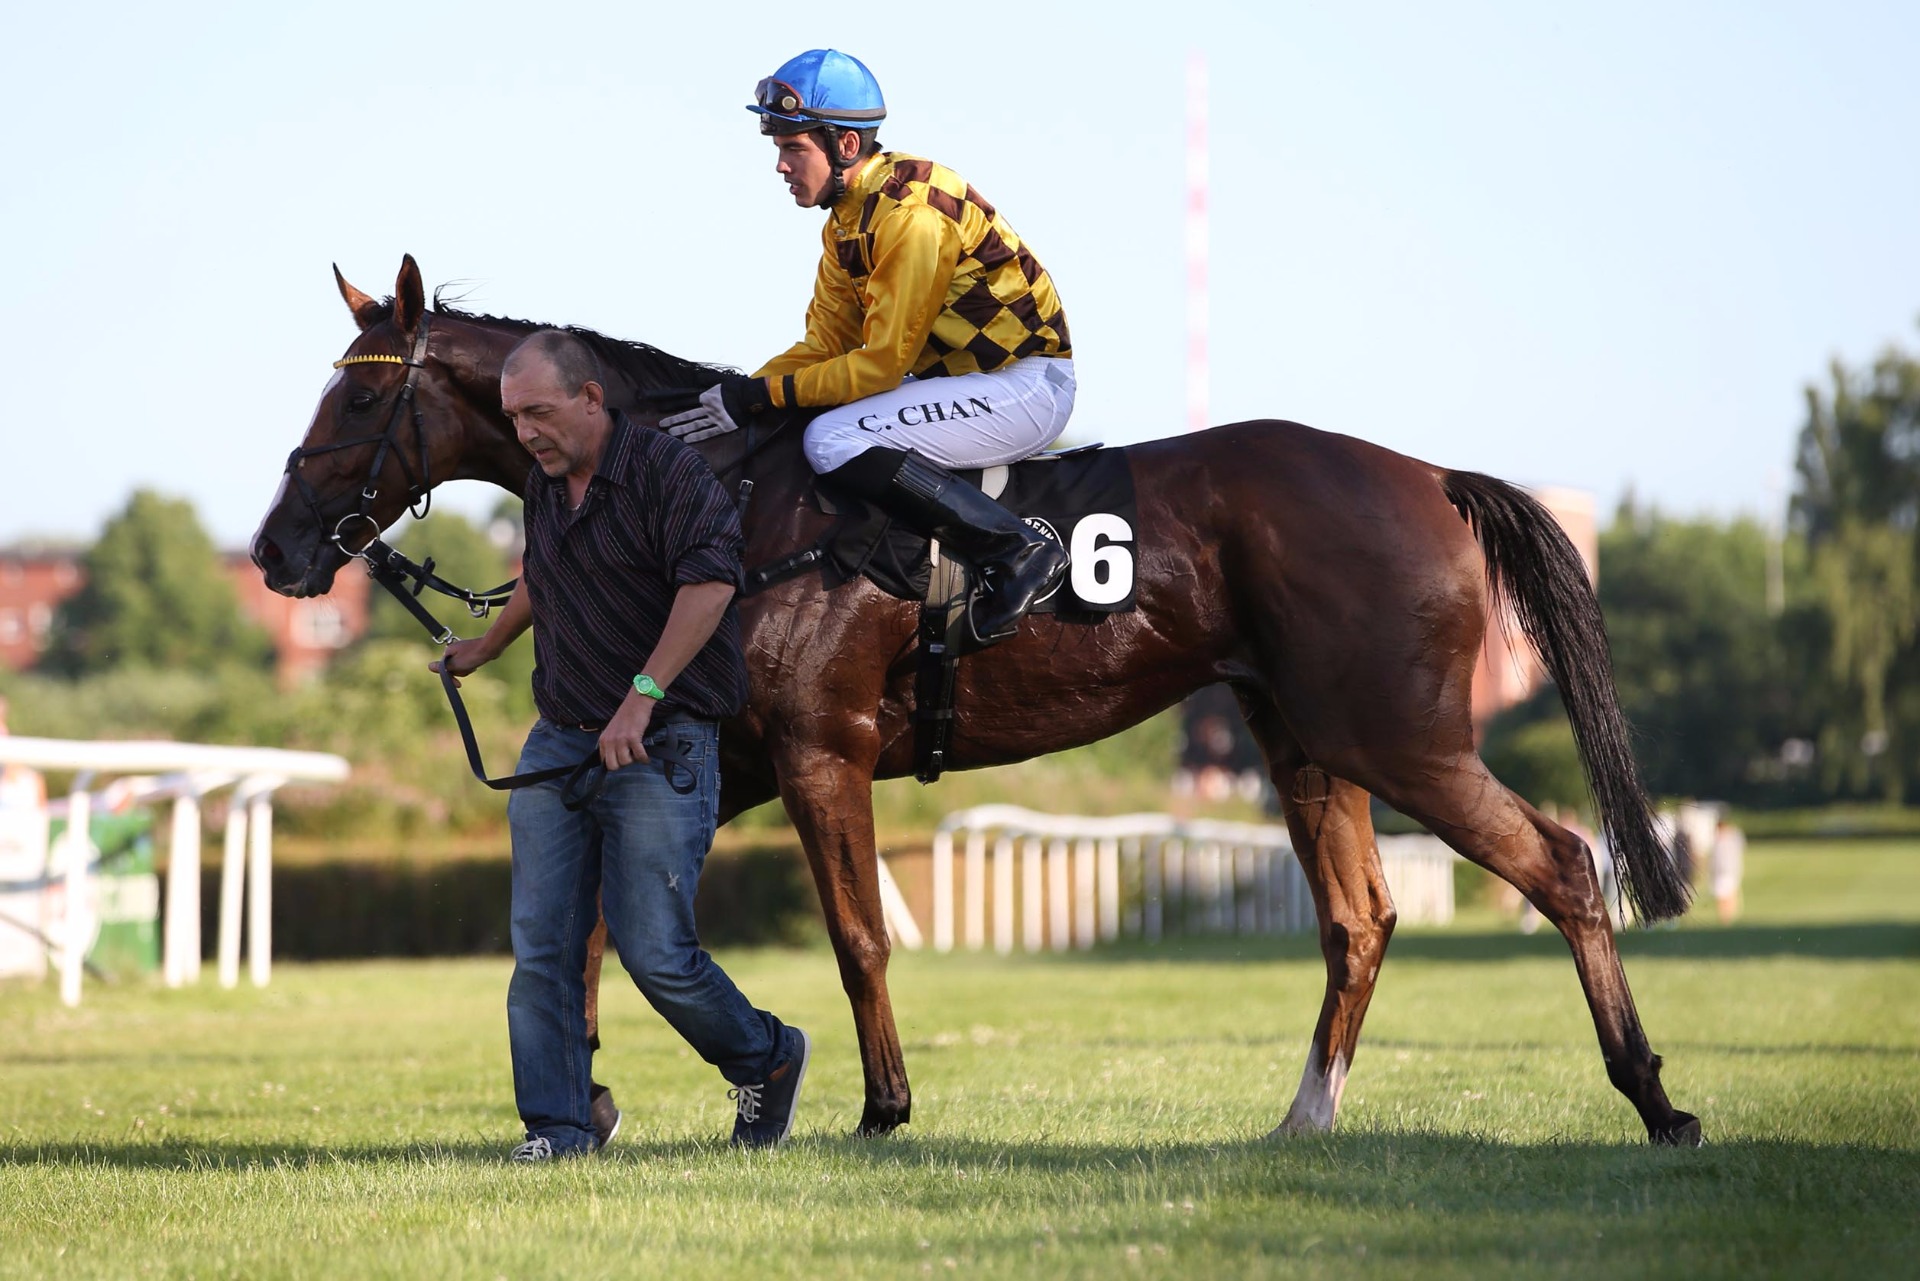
[1261,746,1396,1136]
[1374,759,1701,1146]
[777,757,911,1135]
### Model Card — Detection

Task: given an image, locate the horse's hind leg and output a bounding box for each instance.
[1370,757,1701,1146]
[1245,706,1395,1135]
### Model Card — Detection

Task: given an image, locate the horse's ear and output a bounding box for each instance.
[394,254,426,333]
[334,263,383,331]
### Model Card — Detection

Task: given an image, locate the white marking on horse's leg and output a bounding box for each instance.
[1270,1043,1350,1137]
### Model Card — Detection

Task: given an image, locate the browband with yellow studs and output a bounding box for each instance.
[332,353,409,368]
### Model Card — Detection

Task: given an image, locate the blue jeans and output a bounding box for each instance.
[505,717,786,1152]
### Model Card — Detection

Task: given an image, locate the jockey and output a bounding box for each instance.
[661,48,1076,643]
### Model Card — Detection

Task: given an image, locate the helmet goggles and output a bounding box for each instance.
[755,77,808,119]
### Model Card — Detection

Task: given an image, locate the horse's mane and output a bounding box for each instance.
[361,290,735,391]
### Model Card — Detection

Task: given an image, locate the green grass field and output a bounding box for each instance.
[2,841,1916,1279]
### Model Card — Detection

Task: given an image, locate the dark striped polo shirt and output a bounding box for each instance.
[522,411,749,725]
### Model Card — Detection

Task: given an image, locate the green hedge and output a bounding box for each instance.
[190,844,821,961]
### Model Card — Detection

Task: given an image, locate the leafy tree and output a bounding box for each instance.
[1791,330,1920,801]
[43,490,272,676]
[1596,502,1813,802]
[1793,341,1920,536]
[1809,523,1916,800]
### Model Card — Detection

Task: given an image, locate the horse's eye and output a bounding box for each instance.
[347,392,377,413]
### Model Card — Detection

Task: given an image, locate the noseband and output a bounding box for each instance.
[283,315,436,552]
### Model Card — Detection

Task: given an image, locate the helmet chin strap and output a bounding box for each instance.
[818,123,852,209]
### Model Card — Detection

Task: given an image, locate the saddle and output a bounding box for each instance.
[744,445,1140,783]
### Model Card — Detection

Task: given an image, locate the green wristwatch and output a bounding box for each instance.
[632,674,666,700]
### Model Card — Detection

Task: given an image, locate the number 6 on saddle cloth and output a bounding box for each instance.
[437,666,699,812]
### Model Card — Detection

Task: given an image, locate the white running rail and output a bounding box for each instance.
[0,738,348,1005]
[918,805,1455,953]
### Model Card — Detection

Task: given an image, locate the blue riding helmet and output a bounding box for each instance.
[748,49,886,132]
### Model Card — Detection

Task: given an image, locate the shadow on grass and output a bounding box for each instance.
[1047,921,1919,966]
[1362,1035,1920,1059]
[6,1129,1917,1192]
[8,1132,1915,1274]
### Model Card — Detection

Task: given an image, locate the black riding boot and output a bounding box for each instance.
[824,448,1069,643]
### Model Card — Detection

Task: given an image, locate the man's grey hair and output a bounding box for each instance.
[504,329,604,395]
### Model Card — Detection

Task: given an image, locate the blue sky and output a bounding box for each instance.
[3,0,1915,548]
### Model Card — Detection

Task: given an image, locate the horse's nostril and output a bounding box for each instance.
[258,538,285,564]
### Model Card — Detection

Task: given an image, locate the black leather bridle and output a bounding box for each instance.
[283,315,437,556]
[282,315,514,644]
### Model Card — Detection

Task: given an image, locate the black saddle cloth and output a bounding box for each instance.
[805,446,1139,617]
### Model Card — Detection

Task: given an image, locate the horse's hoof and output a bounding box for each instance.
[590,1081,622,1149]
[1266,1116,1331,1139]
[1650,1112,1703,1147]
[856,1102,911,1137]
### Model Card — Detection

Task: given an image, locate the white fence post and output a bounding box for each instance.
[931,828,954,953]
[1072,838,1095,949]
[992,833,1014,955]
[1047,838,1071,951]
[926,806,1456,954]
[216,783,249,990]
[1143,835,1164,942]
[163,783,202,989]
[1021,836,1044,953]
[875,855,922,950]
[963,829,986,951]
[246,787,276,988]
[1096,837,1120,942]
[57,775,93,1009]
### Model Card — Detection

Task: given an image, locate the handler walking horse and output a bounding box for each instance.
[254,257,1701,1146]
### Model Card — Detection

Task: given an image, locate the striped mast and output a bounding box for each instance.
[1185,50,1209,434]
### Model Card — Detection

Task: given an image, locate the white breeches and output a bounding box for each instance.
[802,357,1077,473]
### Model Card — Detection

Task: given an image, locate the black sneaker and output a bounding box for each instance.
[729,1027,810,1149]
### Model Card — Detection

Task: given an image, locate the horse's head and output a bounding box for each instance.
[253,255,803,597]
[252,255,504,597]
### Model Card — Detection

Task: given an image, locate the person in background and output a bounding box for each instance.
[0,696,45,807]
[0,697,52,980]
[1711,816,1746,924]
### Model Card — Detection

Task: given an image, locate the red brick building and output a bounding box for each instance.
[0,548,369,686]
[227,559,372,685]
[0,551,82,672]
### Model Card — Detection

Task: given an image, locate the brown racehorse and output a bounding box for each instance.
[253,256,1701,1147]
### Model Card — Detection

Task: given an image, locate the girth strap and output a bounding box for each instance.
[912,545,970,784]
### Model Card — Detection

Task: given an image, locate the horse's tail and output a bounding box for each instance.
[1440,469,1690,924]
